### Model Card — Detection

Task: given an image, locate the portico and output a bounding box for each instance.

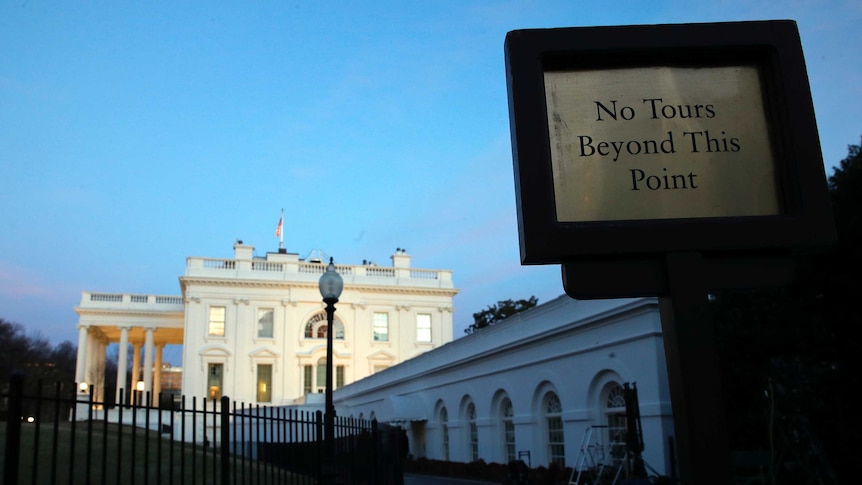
[74,292,184,405]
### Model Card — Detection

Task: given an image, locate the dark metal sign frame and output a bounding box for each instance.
[505,20,834,267]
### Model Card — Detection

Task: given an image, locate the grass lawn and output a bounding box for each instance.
[0,420,312,485]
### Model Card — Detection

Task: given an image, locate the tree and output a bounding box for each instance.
[711,136,862,482]
[464,296,538,334]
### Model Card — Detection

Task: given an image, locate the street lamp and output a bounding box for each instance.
[318,257,343,459]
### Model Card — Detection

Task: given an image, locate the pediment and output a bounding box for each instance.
[249,346,280,359]
[199,344,232,357]
[367,350,396,361]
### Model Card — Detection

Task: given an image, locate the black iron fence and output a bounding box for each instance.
[1,372,405,485]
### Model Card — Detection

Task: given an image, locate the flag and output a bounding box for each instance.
[275,212,283,238]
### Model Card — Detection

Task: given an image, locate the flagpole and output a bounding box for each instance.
[279,208,284,250]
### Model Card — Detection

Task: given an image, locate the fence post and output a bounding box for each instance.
[316,410,324,484]
[4,371,24,485]
[221,396,231,485]
[371,419,381,484]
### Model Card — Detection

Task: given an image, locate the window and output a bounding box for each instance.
[303,365,313,394]
[316,358,327,389]
[373,365,389,374]
[467,402,478,461]
[257,308,274,338]
[304,312,344,339]
[440,406,449,461]
[304,360,346,393]
[208,306,226,336]
[257,364,272,402]
[605,384,627,464]
[416,313,432,342]
[502,398,516,463]
[208,363,223,400]
[373,312,389,342]
[545,392,565,466]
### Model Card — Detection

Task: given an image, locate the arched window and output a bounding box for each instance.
[604,384,627,464]
[501,397,516,463]
[439,406,449,461]
[304,312,344,339]
[544,392,565,466]
[467,402,478,461]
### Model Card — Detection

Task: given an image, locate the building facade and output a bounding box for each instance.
[330,295,674,475]
[74,242,458,406]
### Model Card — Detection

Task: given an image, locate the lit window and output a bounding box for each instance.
[257,308,274,339]
[416,314,432,342]
[257,364,272,402]
[373,312,389,342]
[545,392,565,466]
[208,307,225,337]
[208,363,223,400]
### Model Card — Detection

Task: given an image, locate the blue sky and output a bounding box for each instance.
[1,1,860,363]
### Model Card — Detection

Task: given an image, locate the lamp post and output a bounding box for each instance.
[318,257,343,465]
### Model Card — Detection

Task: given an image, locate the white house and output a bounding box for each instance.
[331,295,674,475]
[74,242,458,405]
[73,242,674,476]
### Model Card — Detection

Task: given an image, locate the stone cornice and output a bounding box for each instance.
[74,308,184,319]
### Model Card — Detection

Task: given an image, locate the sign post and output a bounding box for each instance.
[505,21,835,484]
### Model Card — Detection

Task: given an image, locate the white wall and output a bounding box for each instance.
[331,296,675,475]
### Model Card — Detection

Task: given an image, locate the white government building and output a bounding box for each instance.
[73,241,674,474]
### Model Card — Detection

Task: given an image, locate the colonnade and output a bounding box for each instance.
[74,324,168,405]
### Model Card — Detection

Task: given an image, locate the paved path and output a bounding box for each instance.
[404,473,499,485]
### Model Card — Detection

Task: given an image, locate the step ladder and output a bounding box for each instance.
[569,425,618,485]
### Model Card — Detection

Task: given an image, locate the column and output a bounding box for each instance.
[154,343,164,401]
[131,343,141,405]
[96,336,107,403]
[116,326,130,404]
[84,330,97,391]
[143,327,155,405]
[75,325,90,391]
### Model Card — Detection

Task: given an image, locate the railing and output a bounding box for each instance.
[203,258,236,269]
[186,257,452,287]
[366,267,396,278]
[409,269,439,280]
[252,261,284,272]
[1,373,405,485]
[298,263,353,276]
[156,296,184,304]
[85,293,184,306]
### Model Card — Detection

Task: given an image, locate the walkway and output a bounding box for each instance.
[404,474,499,485]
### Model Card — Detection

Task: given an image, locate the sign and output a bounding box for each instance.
[546,65,779,222]
[505,21,835,266]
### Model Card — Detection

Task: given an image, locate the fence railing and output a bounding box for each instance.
[1,372,405,485]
